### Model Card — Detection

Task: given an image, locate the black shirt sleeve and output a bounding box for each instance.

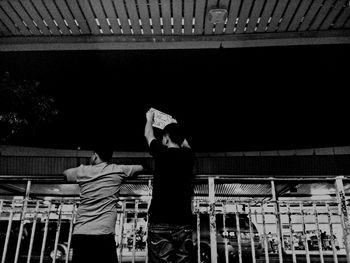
[149,139,165,157]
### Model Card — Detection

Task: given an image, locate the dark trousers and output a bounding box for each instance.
[147,223,193,263]
[72,234,118,263]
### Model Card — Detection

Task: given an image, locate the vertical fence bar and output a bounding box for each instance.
[271,179,284,263]
[300,202,311,263]
[27,200,40,263]
[313,203,324,263]
[132,200,139,263]
[1,201,15,263]
[196,203,201,263]
[335,176,350,261]
[261,203,270,263]
[40,204,51,263]
[248,203,256,263]
[65,203,76,263]
[145,179,152,263]
[119,201,126,263]
[222,202,229,263]
[52,203,63,263]
[14,180,31,263]
[235,202,242,263]
[326,202,339,263]
[287,204,296,263]
[208,177,218,263]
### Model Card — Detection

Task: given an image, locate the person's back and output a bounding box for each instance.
[144,109,195,263]
[64,147,143,263]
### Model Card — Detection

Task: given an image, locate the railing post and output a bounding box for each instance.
[270,179,284,263]
[335,176,350,261]
[208,177,217,263]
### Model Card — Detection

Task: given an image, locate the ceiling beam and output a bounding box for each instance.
[1,30,349,51]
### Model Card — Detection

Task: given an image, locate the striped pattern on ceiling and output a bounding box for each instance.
[0,0,349,37]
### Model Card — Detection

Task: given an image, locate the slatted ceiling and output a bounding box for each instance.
[148,0,161,34]
[22,0,50,35]
[334,3,350,28]
[42,0,70,34]
[31,0,59,35]
[172,0,182,35]
[55,0,80,34]
[298,0,322,31]
[277,0,302,32]
[77,0,98,34]
[160,0,171,34]
[89,0,110,34]
[102,0,121,34]
[287,0,312,32]
[183,0,193,34]
[236,0,253,33]
[9,0,39,35]
[113,0,131,34]
[136,0,151,35]
[0,20,9,35]
[266,0,289,32]
[320,0,348,30]
[0,0,29,35]
[225,0,241,34]
[310,0,337,30]
[194,0,206,34]
[0,7,20,34]
[68,0,90,34]
[245,0,265,33]
[256,0,276,32]
[127,0,143,34]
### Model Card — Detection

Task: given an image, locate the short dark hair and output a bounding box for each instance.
[93,146,113,162]
[163,123,185,146]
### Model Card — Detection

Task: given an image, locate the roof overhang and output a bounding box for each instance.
[1,0,350,51]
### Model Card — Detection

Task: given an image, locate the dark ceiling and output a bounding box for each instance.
[0,44,349,152]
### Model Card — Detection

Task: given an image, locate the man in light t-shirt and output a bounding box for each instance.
[64,146,143,263]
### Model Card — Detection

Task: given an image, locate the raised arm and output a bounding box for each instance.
[144,109,156,146]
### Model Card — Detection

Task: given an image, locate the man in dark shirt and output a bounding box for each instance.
[144,109,195,263]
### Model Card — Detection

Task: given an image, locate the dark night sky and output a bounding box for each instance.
[0,44,349,152]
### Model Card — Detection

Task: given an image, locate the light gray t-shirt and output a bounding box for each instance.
[65,162,141,235]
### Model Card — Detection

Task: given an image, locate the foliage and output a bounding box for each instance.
[0,71,58,143]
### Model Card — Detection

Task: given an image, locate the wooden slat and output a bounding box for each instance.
[183,0,194,34]
[55,0,81,34]
[194,0,206,34]
[277,0,302,32]
[0,19,11,36]
[266,0,289,32]
[288,0,313,32]
[31,0,60,35]
[205,0,218,35]
[256,0,276,32]
[320,0,348,30]
[136,0,152,35]
[298,0,323,31]
[0,7,20,35]
[125,0,142,34]
[309,0,337,30]
[65,0,90,34]
[100,0,121,34]
[89,0,111,34]
[345,16,350,27]
[21,0,51,35]
[10,0,41,35]
[225,0,242,34]
[77,0,100,34]
[112,0,131,34]
[236,0,254,33]
[172,0,182,35]
[0,1,31,35]
[160,0,171,34]
[42,0,70,34]
[149,0,162,34]
[215,0,230,34]
[246,0,266,33]
[333,3,350,28]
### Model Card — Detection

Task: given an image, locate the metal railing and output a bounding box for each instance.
[0,175,350,263]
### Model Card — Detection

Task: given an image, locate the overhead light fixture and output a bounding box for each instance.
[208,9,228,24]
